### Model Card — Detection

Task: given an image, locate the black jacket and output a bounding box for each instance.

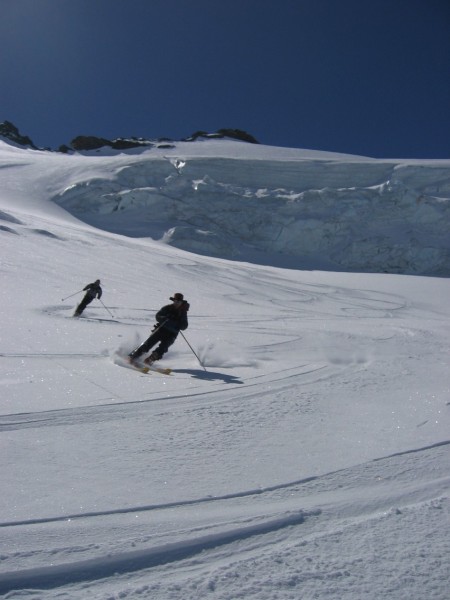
[83,282,102,299]
[155,301,189,334]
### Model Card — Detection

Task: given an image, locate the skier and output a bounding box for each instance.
[129,292,189,366]
[73,279,102,317]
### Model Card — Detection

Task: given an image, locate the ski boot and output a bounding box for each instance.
[128,352,142,367]
[144,352,159,366]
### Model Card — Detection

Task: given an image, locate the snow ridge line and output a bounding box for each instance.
[372,439,450,460]
[0,483,318,528]
[1,440,449,529]
[0,511,312,594]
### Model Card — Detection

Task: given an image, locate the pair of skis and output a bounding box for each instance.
[127,359,172,376]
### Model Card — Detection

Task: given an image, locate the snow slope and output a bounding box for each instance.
[0,140,449,599]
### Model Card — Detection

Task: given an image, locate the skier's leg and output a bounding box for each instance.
[74,295,90,316]
[129,330,162,361]
[147,332,177,362]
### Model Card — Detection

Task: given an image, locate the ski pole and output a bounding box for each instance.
[180,332,207,371]
[61,290,84,301]
[99,299,114,318]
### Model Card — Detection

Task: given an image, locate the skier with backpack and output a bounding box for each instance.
[129,293,189,366]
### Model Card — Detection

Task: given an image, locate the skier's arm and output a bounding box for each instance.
[178,301,189,330]
[155,306,170,323]
[178,312,188,331]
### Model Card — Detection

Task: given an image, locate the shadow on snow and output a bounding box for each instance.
[173,368,244,384]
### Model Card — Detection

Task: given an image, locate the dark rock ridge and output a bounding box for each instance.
[0,121,259,152]
[70,128,259,151]
[69,135,154,152]
[0,121,37,149]
[183,129,259,144]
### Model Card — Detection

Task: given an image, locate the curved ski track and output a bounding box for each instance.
[0,442,448,595]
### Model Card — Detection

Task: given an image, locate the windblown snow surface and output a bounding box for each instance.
[0,139,449,599]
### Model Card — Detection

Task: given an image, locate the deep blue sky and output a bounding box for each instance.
[1,0,449,157]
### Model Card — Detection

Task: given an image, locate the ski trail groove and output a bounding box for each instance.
[0,512,310,594]
[1,440,448,529]
[0,362,333,431]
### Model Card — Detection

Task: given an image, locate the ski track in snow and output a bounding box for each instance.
[0,443,448,595]
[0,513,311,594]
[1,440,449,529]
[0,360,338,431]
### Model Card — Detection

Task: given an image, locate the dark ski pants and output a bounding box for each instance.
[129,328,177,361]
[74,293,95,316]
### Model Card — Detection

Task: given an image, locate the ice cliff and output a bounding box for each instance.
[53,142,450,276]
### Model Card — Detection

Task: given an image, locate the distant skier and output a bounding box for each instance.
[74,279,102,317]
[129,292,189,365]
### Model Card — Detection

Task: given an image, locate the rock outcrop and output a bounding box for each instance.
[0,121,37,149]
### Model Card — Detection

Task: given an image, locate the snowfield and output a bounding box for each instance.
[0,139,449,599]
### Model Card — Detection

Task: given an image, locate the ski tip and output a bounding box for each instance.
[151,366,172,375]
